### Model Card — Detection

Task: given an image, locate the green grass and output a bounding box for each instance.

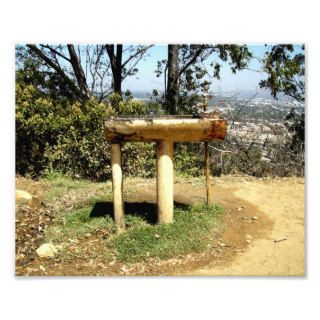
[112,204,224,262]
[45,205,116,242]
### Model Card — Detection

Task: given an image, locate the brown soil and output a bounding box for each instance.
[15,175,304,276]
[186,176,305,276]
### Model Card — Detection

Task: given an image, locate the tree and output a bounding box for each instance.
[167,45,179,113]
[25,44,91,103]
[260,44,305,103]
[105,44,153,97]
[18,44,153,103]
[260,44,305,152]
[157,44,252,114]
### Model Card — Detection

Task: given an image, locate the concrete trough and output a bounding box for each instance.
[104,115,227,229]
[104,115,227,142]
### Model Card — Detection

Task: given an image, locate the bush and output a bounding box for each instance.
[174,142,204,177]
[16,83,113,180]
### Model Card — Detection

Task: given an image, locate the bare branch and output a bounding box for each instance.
[40,45,71,62]
[121,45,153,69]
[27,44,83,101]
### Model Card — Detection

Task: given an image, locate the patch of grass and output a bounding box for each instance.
[42,173,225,263]
[42,171,111,204]
[112,204,224,262]
[45,205,116,242]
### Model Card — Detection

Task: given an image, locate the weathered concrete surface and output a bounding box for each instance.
[104,117,227,142]
[111,143,125,230]
[156,140,174,223]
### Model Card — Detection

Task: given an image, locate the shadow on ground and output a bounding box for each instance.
[90,201,189,224]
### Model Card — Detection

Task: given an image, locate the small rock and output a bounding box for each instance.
[154,233,161,239]
[121,266,128,274]
[16,190,33,201]
[246,239,251,243]
[246,235,252,239]
[39,265,46,272]
[109,260,116,266]
[36,243,58,258]
[252,216,258,220]
[217,241,226,247]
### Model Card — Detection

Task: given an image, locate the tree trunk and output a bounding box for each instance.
[166,45,179,114]
[114,45,123,95]
[27,44,89,103]
[67,45,90,102]
[106,44,123,97]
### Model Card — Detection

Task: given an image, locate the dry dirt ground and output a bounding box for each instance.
[15,175,304,276]
[184,176,305,276]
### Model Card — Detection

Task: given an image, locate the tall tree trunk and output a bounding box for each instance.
[166,45,179,114]
[114,44,123,95]
[106,44,123,96]
[67,45,90,102]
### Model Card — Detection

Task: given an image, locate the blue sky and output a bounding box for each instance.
[122,44,265,93]
[122,44,303,93]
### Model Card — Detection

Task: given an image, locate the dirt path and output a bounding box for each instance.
[186,177,305,276]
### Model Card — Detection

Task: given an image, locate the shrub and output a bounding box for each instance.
[16,83,113,180]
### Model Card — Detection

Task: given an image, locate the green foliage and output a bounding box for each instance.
[122,143,156,178]
[260,44,305,163]
[174,143,204,176]
[16,82,113,180]
[260,44,305,102]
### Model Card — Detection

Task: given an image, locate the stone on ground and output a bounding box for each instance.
[36,243,58,258]
[16,190,33,201]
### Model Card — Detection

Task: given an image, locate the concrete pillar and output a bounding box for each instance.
[111,143,125,230]
[156,140,174,223]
